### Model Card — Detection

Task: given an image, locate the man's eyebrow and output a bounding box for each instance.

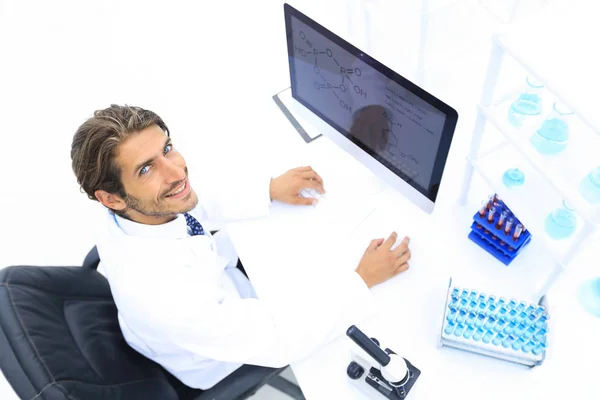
[133,137,172,177]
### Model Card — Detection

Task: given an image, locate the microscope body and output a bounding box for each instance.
[346,334,421,399]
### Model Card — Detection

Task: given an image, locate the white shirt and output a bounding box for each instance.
[95,171,375,390]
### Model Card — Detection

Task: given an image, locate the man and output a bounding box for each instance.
[70,104,412,390]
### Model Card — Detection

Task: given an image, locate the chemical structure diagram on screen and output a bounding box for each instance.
[382,111,420,169]
[293,29,367,116]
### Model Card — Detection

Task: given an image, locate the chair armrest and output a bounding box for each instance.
[189,365,286,400]
[82,246,100,270]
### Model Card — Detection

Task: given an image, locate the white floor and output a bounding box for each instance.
[0,0,579,399]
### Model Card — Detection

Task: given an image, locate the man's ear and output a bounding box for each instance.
[95,190,127,211]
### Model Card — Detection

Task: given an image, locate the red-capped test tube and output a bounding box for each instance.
[504,217,514,235]
[513,223,524,241]
[496,210,509,229]
[487,206,496,222]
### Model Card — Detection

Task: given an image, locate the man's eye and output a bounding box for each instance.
[164,144,172,154]
[140,165,150,175]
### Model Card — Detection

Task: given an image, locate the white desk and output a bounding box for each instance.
[225,101,599,400]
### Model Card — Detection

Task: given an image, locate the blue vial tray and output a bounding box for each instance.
[439,278,548,368]
[468,197,532,265]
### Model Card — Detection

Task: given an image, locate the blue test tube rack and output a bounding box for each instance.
[468,195,532,265]
[439,278,549,368]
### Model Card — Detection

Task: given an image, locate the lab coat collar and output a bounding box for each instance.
[114,212,190,239]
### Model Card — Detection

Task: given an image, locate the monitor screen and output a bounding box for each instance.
[284,4,458,202]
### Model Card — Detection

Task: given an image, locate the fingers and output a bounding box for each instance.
[394,249,411,269]
[303,178,325,194]
[393,262,410,276]
[368,238,385,251]
[392,236,410,257]
[300,170,324,185]
[291,196,316,206]
[382,231,398,250]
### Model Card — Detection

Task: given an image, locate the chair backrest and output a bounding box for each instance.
[0,265,183,400]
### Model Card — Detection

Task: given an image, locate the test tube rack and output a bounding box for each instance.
[468,195,532,265]
[439,278,548,368]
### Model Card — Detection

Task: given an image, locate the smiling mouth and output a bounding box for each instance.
[165,180,187,198]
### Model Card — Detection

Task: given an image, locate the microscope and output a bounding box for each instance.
[346,325,421,399]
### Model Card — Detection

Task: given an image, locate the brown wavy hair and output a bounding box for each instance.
[71,104,170,201]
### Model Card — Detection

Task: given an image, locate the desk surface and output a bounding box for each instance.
[226,99,599,400]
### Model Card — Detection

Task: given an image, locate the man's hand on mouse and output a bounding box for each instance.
[270,166,325,205]
[355,232,411,288]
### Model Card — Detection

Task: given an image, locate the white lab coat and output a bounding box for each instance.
[95,169,375,390]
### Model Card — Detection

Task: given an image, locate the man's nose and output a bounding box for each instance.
[161,158,186,183]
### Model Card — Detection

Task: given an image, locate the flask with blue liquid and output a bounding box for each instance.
[530,102,574,155]
[544,200,577,240]
[579,166,600,204]
[508,76,544,128]
[579,277,600,318]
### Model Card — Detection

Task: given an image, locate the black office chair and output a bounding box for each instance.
[0,247,304,400]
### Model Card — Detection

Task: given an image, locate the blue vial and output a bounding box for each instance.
[525,305,535,314]
[517,311,528,323]
[534,316,548,330]
[463,325,475,340]
[508,309,518,322]
[469,290,477,300]
[450,296,459,307]
[534,306,545,316]
[454,323,466,337]
[525,313,537,326]
[502,334,517,348]
[522,340,538,353]
[512,337,526,351]
[446,307,458,322]
[486,304,498,317]
[477,302,487,314]
[545,200,577,240]
[493,318,507,332]
[451,287,460,297]
[473,327,485,342]
[497,298,506,308]
[507,299,518,309]
[534,328,548,342]
[468,300,478,312]
[515,322,527,336]
[524,325,537,339]
[461,289,469,298]
[484,316,497,331]
[492,333,505,346]
[466,312,477,326]
[516,302,526,313]
[580,166,600,204]
[475,313,486,328]
[532,342,547,356]
[477,293,487,303]
[504,321,517,335]
[487,295,496,305]
[482,330,495,344]
[444,320,456,335]
[459,298,469,310]
[456,309,468,324]
[497,307,508,318]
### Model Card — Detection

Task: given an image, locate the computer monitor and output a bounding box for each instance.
[283,3,458,214]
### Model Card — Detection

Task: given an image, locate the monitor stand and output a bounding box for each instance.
[273,87,322,143]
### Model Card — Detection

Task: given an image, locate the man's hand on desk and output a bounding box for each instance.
[355,232,411,288]
[269,166,325,205]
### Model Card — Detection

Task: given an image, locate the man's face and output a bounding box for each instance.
[113,124,198,224]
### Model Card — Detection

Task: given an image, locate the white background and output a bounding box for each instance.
[1,1,598,399]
